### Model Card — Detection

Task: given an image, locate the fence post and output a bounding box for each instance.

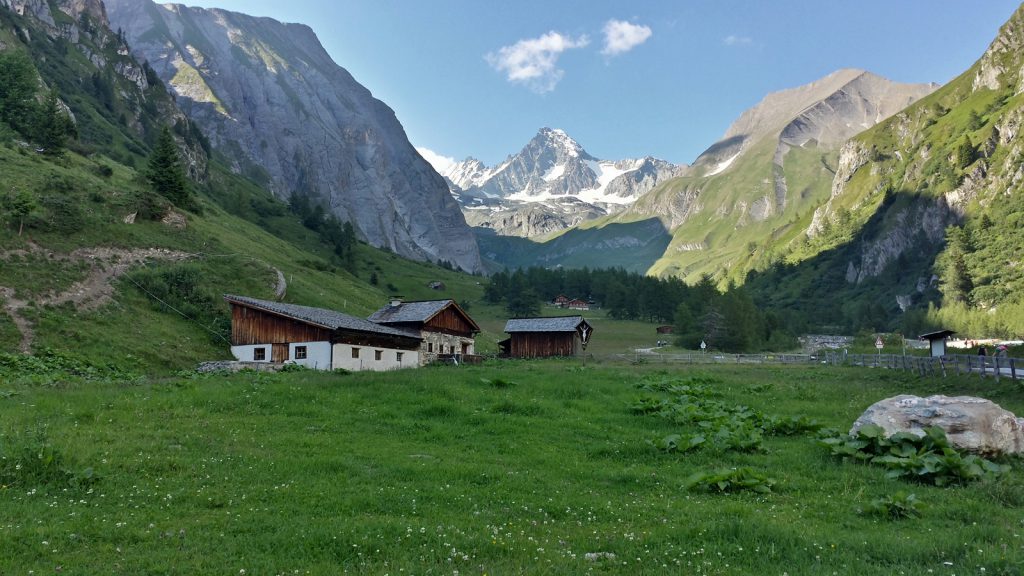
[994,357,1001,382]
[1010,358,1017,380]
[979,356,986,379]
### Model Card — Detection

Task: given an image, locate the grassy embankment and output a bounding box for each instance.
[1,359,1021,574]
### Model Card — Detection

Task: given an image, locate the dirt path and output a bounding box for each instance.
[0,245,193,353]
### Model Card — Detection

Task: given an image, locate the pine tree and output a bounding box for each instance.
[0,51,40,139]
[146,126,190,207]
[955,136,976,170]
[941,227,973,305]
[34,90,74,154]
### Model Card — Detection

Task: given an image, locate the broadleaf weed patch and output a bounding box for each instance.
[819,424,1009,486]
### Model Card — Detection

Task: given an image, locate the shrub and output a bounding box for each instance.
[0,429,98,491]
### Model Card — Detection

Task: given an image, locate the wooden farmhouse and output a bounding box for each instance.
[368,299,480,363]
[566,298,590,311]
[224,295,421,371]
[552,294,570,307]
[499,316,593,358]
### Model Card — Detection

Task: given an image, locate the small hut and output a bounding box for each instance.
[919,329,956,357]
[499,316,593,358]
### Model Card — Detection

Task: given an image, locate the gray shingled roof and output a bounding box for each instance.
[368,300,450,324]
[224,295,420,339]
[504,316,586,333]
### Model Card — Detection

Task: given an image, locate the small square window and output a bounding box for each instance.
[295,346,307,360]
[396,352,404,362]
[253,347,266,361]
[374,350,383,361]
[351,347,360,359]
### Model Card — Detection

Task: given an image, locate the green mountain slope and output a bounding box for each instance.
[747,4,1024,336]
[0,1,484,371]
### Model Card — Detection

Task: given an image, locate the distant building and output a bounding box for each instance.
[552,295,570,308]
[224,294,420,371]
[368,299,480,363]
[499,316,593,358]
[656,325,674,334]
[566,298,589,311]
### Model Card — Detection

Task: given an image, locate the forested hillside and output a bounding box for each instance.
[743,4,1024,337]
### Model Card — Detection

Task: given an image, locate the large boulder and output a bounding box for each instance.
[851,394,1024,456]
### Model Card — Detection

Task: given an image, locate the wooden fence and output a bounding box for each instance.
[832,352,1021,380]
[605,350,1021,380]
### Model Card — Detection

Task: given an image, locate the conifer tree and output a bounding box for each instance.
[146,125,190,207]
[34,90,74,154]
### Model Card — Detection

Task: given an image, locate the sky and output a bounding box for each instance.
[164,1,1020,169]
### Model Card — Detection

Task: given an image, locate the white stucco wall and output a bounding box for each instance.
[331,343,419,372]
[289,341,332,370]
[231,344,272,363]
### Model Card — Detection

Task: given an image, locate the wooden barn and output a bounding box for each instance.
[499,316,593,358]
[224,294,421,371]
[566,298,590,311]
[368,298,480,363]
[552,294,570,307]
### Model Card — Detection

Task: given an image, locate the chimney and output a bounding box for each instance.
[390,297,403,307]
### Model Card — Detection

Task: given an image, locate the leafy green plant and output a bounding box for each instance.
[0,430,98,491]
[481,377,516,388]
[863,492,923,520]
[684,467,775,494]
[651,433,705,453]
[819,425,1007,486]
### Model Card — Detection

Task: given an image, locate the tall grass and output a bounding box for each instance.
[0,361,1021,574]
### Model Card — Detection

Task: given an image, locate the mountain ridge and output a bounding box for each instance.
[106,0,482,272]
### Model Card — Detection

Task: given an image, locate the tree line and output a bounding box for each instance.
[484,267,797,352]
[0,51,76,154]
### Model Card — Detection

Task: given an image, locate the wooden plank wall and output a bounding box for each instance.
[230,305,331,345]
[510,332,577,358]
[424,307,476,336]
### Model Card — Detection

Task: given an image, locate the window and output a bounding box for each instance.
[396,352,404,362]
[295,346,307,360]
[428,342,433,353]
[351,347,360,359]
[253,347,266,361]
[374,350,383,361]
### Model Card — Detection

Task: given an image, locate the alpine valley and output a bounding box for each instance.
[0,0,1023,365]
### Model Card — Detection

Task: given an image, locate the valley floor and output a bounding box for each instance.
[0,361,1022,574]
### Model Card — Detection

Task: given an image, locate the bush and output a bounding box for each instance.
[0,429,98,491]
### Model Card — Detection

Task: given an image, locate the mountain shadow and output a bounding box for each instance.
[745,188,949,333]
[476,218,672,274]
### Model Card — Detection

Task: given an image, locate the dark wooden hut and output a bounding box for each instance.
[499,316,593,358]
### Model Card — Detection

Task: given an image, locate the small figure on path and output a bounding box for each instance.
[978,346,988,356]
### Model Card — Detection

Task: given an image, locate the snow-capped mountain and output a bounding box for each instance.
[439,128,686,237]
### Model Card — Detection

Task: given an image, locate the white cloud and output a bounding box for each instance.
[416,147,456,175]
[601,19,652,56]
[723,34,752,46]
[485,31,590,93]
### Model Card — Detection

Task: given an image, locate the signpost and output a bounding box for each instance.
[700,340,707,356]
[875,336,884,356]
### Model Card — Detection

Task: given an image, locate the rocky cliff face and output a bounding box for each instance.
[106,0,481,272]
[443,128,684,238]
[0,0,207,177]
[765,3,1024,322]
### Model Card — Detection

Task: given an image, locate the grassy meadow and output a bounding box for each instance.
[1,359,1022,575]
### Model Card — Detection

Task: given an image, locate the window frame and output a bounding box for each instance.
[295,346,308,360]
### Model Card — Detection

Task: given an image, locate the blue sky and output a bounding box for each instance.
[167,1,1020,168]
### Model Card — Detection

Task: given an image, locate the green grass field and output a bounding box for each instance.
[1,360,1021,574]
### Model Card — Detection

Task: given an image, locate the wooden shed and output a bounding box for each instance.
[368,298,480,363]
[499,316,593,358]
[224,294,422,371]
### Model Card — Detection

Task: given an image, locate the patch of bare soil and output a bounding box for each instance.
[0,245,193,353]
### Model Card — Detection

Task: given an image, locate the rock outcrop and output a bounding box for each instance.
[106,0,481,272]
[851,394,1024,456]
